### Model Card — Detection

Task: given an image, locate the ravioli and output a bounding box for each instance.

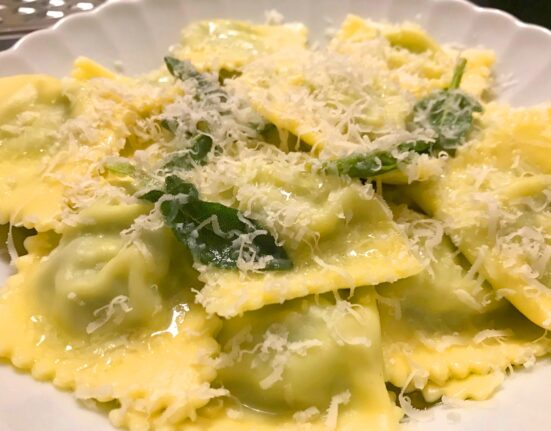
[0,60,177,232]
[421,372,506,403]
[408,104,551,330]
[188,147,422,317]
[172,19,308,72]
[376,207,551,399]
[0,205,225,431]
[231,16,491,183]
[1,13,550,431]
[232,46,414,159]
[330,15,495,99]
[190,292,401,430]
[0,75,70,230]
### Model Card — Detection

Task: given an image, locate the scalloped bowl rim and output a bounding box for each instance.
[5,0,551,56]
[2,0,551,106]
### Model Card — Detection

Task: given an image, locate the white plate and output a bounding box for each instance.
[0,0,550,430]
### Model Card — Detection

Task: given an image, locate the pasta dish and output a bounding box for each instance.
[0,14,550,430]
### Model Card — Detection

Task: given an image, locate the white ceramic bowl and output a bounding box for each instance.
[2,0,551,106]
[1,1,550,430]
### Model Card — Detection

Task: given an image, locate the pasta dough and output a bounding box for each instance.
[0,63,176,232]
[190,292,402,430]
[0,14,549,431]
[190,148,422,317]
[34,203,186,334]
[408,104,551,330]
[0,75,70,230]
[232,46,413,158]
[377,207,551,398]
[172,19,308,72]
[0,218,225,431]
[330,15,495,99]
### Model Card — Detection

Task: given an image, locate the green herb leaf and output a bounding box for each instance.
[164,175,200,199]
[328,60,483,180]
[164,56,226,99]
[396,139,433,154]
[141,175,292,271]
[139,189,165,203]
[164,134,214,170]
[163,57,278,154]
[326,151,398,178]
[448,57,467,90]
[410,58,482,153]
[162,57,228,135]
[160,118,179,133]
[165,57,207,86]
[325,140,433,178]
[218,68,241,84]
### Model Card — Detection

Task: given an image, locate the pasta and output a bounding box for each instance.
[377,206,550,395]
[408,103,551,330]
[0,14,549,431]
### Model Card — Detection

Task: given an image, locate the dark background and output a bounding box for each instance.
[472,0,551,28]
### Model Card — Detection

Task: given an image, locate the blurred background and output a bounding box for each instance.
[0,0,106,50]
[474,0,551,28]
[0,0,550,51]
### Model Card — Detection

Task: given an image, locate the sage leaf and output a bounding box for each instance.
[164,56,226,99]
[164,134,214,170]
[410,58,482,153]
[141,175,292,271]
[326,150,399,178]
[327,59,482,179]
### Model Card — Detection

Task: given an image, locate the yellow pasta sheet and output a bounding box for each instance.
[172,19,308,72]
[232,46,413,158]
[422,372,506,403]
[0,204,225,431]
[408,104,551,330]
[376,207,551,400]
[0,60,175,232]
[330,15,495,99]
[231,15,492,183]
[189,148,422,317]
[0,75,69,230]
[189,293,401,430]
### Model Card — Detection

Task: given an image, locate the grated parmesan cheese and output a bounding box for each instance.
[86,295,133,334]
[293,406,320,423]
[323,390,351,430]
[473,329,513,344]
[398,371,433,422]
